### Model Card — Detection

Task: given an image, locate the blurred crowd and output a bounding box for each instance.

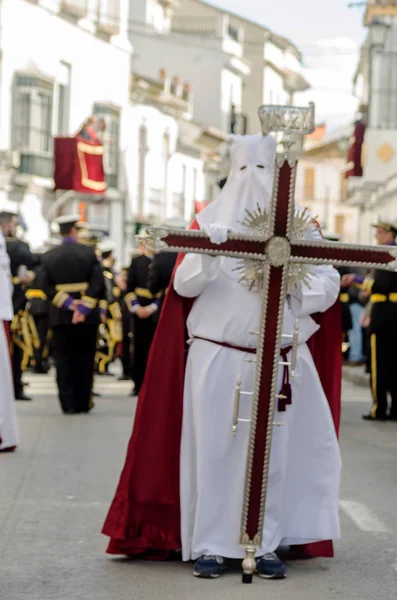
[1,208,396,429]
[0,209,177,415]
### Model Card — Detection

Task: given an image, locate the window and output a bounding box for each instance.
[304,167,315,201]
[335,214,345,237]
[172,192,184,218]
[138,123,148,217]
[13,74,54,178]
[97,0,121,35]
[340,172,347,202]
[93,103,120,188]
[369,22,397,129]
[193,167,198,201]
[148,188,162,217]
[57,62,71,136]
[228,24,239,42]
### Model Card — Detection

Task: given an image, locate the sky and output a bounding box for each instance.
[208,0,366,47]
[208,0,367,129]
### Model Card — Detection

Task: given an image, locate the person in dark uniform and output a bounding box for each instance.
[26,265,50,373]
[25,241,60,373]
[0,210,39,400]
[117,268,132,381]
[96,240,123,374]
[342,219,397,421]
[40,215,105,414]
[148,251,178,321]
[323,234,353,360]
[125,232,160,396]
[339,266,353,360]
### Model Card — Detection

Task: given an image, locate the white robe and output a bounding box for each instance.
[174,254,341,561]
[0,231,19,451]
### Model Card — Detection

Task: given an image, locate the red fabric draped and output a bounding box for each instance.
[102,222,342,559]
[345,121,366,180]
[54,137,106,194]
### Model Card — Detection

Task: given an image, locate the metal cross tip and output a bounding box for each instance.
[242,547,256,584]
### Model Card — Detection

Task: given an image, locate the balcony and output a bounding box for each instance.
[365,1,397,24]
[96,0,121,36]
[131,72,193,119]
[160,0,181,10]
[60,0,88,19]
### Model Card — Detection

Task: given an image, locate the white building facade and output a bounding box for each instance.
[131,0,251,135]
[296,131,360,243]
[348,1,397,243]
[0,0,132,256]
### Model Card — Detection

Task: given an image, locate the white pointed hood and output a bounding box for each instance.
[197,133,277,233]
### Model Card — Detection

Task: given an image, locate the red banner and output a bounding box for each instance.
[54,137,107,194]
[345,121,366,180]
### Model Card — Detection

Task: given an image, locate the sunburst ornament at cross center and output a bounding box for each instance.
[234,204,315,292]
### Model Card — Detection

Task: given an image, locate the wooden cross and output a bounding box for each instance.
[146,104,397,584]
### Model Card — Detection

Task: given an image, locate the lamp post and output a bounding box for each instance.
[367,19,390,128]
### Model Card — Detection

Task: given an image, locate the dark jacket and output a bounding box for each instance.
[6,238,40,313]
[148,252,178,297]
[41,240,105,327]
[370,268,397,335]
[26,265,49,317]
[125,254,155,311]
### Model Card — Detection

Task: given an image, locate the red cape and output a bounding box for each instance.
[102,222,342,559]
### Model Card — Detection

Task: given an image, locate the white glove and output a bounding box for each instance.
[202,223,229,245]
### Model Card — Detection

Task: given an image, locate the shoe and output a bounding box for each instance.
[15,392,32,401]
[118,375,130,381]
[362,414,387,422]
[193,555,227,579]
[256,553,287,580]
[92,391,101,397]
[64,409,76,415]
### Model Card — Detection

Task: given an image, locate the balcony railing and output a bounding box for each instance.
[60,0,88,18]
[171,17,218,35]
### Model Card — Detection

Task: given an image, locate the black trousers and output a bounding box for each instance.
[33,315,50,372]
[131,317,156,395]
[121,308,133,377]
[369,331,397,419]
[51,324,98,414]
[12,344,23,397]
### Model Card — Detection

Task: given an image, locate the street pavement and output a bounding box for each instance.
[1,369,397,600]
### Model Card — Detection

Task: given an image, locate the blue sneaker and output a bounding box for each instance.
[193,555,227,578]
[256,553,287,579]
